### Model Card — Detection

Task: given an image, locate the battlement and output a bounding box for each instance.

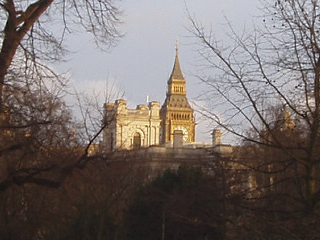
[103,99,161,152]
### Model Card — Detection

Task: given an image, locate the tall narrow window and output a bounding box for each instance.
[133,132,141,149]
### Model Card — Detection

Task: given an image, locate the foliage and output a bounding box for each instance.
[120,166,227,240]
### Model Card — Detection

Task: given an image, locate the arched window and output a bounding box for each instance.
[133,132,141,149]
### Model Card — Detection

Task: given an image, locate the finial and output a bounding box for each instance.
[175,39,180,54]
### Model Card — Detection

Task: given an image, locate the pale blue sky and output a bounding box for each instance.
[55,0,261,142]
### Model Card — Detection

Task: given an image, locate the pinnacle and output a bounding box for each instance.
[168,50,184,82]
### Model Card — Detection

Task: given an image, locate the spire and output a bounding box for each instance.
[168,43,184,82]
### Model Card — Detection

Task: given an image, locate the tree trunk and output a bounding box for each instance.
[0,0,54,115]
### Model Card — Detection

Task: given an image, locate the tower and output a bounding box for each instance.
[160,47,195,144]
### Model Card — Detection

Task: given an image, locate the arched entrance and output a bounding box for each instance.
[133,132,141,149]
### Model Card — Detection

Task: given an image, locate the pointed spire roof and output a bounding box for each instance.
[168,45,184,83]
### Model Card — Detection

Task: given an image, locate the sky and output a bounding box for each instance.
[54,0,261,143]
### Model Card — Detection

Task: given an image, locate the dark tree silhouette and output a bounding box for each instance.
[121,166,228,240]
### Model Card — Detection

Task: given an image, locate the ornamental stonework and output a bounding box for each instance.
[103,48,195,152]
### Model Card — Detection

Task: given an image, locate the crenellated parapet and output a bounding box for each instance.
[103,99,161,152]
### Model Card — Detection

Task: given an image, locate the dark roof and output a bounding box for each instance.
[168,50,184,83]
[161,95,192,110]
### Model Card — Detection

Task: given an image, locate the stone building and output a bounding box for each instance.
[103,100,161,152]
[103,48,195,152]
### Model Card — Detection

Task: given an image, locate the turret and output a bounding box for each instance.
[149,101,160,118]
[212,129,222,147]
[115,99,127,114]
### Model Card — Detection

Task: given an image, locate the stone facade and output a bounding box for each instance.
[103,48,196,152]
[103,100,161,152]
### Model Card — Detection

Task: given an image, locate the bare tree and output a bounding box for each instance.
[0,0,122,190]
[0,0,121,113]
[0,2,126,238]
[190,0,320,238]
[0,75,78,190]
